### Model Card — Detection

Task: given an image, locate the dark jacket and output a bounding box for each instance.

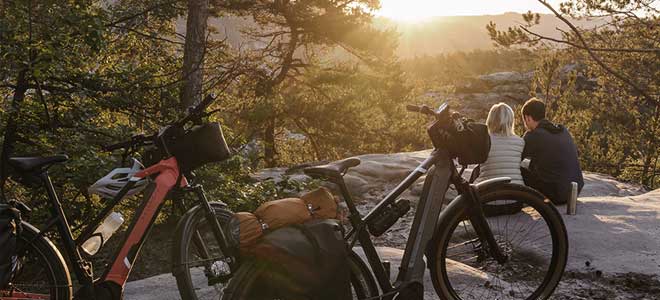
[522,119,584,204]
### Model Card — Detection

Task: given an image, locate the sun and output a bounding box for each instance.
[376,0,442,22]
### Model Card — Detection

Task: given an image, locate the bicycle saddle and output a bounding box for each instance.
[303,157,360,179]
[8,155,69,173]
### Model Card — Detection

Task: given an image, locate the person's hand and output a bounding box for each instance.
[520,158,531,170]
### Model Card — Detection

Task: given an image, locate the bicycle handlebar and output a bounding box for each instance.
[406,102,449,118]
[104,93,217,152]
[103,133,156,151]
[175,93,216,127]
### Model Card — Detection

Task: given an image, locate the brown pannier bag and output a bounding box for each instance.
[300,187,337,219]
[254,198,312,230]
[235,212,265,251]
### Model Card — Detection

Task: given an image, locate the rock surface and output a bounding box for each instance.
[125,151,658,299]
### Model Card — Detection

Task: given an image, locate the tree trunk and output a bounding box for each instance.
[179,0,209,110]
[1,69,29,198]
[264,117,277,167]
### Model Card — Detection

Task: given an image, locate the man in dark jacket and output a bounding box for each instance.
[520,98,584,205]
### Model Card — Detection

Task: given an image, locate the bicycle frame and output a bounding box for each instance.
[341,149,507,298]
[32,157,228,299]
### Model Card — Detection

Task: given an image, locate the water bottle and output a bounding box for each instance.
[567,182,578,215]
[81,212,124,255]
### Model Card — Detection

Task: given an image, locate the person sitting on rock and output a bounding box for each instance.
[477,102,525,185]
[520,98,584,205]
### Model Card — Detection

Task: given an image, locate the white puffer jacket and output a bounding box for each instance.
[477,134,525,185]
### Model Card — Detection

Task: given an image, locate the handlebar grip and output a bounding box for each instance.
[103,141,132,151]
[406,104,421,112]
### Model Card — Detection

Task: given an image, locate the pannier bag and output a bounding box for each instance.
[254,198,312,230]
[234,212,266,251]
[300,187,337,219]
[0,203,22,289]
[167,122,231,172]
[245,219,351,300]
[428,115,491,165]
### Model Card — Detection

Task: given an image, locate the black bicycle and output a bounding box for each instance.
[222,103,569,300]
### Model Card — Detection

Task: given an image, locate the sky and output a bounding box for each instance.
[376,0,562,21]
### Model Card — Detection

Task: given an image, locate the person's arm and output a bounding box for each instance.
[521,131,534,160]
[521,132,538,186]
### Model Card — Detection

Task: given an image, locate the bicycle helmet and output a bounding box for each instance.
[88,159,148,199]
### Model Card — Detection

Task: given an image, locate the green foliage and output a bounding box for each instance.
[0,0,415,233]
[488,0,660,188]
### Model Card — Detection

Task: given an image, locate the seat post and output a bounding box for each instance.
[335,179,362,222]
[40,172,93,283]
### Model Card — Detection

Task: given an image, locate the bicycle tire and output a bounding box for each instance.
[2,222,72,300]
[429,183,568,300]
[221,249,378,300]
[172,202,235,300]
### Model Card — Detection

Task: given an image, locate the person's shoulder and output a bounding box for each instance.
[522,129,538,141]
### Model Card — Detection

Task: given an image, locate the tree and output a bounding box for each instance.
[180,0,210,110]
[213,0,394,167]
[487,0,660,187]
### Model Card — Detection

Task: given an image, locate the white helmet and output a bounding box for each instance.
[88,159,148,199]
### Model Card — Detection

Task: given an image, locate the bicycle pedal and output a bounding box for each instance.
[207,274,232,286]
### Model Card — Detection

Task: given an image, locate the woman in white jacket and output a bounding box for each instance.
[477,102,525,185]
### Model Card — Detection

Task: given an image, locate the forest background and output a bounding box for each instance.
[1,0,658,243]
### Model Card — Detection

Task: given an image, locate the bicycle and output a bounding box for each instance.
[222,103,569,300]
[1,94,239,300]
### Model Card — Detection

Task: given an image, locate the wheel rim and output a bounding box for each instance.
[4,236,61,299]
[181,216,231,300]
[438,196,561,300]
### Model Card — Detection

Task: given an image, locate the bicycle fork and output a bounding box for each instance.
[184,184,237,284]
[460,182,508,264]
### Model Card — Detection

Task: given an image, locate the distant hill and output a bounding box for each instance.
[192,12,602,58]
[375,13,603,57]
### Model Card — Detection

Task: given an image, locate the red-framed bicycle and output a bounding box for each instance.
[1,94,239,300]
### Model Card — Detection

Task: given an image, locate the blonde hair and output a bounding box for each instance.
[486,102,516,136]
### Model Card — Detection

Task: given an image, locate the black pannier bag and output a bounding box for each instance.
[428,114,491,165]
[0,203,21,289]
[245,219,352,300]
[167,122,231,172]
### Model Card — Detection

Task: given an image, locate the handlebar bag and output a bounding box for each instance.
[243,219,351,300]
[0,204,21,289]
[168,122,231,172]
[300,187,338,219]
[429,118,491,165]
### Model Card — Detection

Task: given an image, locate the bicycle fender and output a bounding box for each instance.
[473,177,511,190]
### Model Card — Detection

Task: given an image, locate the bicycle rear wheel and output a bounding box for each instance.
[429,183,568,300]
[172,202,235,300]
[221,250,378,300]
[1,222,72,300]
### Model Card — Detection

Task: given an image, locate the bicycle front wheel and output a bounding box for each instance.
[172,202,235,300]
[429,183,568,300]
[1,222,72,300]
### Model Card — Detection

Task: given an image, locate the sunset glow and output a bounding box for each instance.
[376,0,560,21]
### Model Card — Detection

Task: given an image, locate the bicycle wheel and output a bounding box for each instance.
[1,222,72,300]
[221,250,378,300]
[172,202,235,300]
[429,183,568,300]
